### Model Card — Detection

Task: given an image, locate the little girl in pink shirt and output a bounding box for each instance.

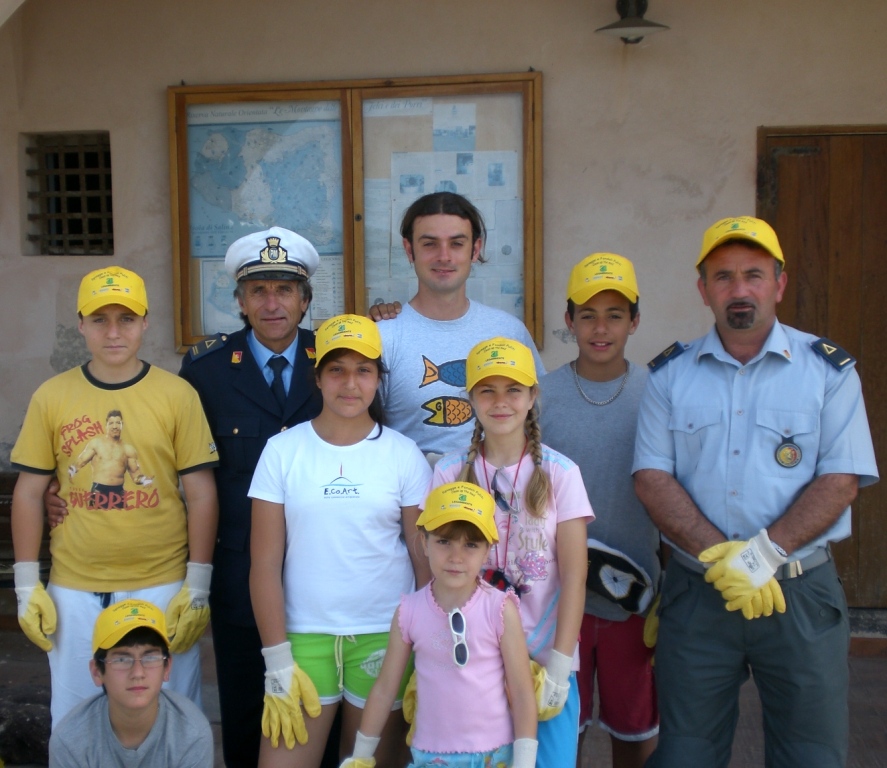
[340,481,537,768]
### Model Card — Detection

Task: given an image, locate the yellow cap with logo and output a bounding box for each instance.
[697,216,784,267]
[567,253,639,305]
[315,313,383,366]
[92,599,169,653]
[465,337,537,392]
[418,482,498,543]
[77,266,148,317]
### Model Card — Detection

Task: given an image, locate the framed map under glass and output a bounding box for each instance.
[169,74,541,351]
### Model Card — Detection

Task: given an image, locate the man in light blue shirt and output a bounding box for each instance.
[633,216,878,768]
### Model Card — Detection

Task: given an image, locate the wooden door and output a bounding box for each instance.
[757,127,887,607]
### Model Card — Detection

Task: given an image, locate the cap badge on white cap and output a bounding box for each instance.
[260,237,287,265]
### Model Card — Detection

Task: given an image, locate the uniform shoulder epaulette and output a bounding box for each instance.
[648,341,685,372]
[187,333,230,362]
[811,337,855,371]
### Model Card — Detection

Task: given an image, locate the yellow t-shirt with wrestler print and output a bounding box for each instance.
[11,363,218,591]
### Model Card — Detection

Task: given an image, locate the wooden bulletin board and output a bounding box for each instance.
[168,72,543,351]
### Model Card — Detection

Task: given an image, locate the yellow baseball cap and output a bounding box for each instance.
[697,216,785,267]
[92,599,169,653]
[418,482,498,543]
[315,313,383,366]
[567,253,639,305]
[77,266,149,316]
[465,337,537,392]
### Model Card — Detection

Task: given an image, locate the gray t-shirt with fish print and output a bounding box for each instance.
[377,301,544,457]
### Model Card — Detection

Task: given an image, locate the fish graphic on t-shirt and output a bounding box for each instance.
[421,397,474,427]
[420,356,467,388]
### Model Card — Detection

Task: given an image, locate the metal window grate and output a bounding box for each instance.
[25,133,113,255]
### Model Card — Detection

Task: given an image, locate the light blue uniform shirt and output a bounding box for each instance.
[633,321,878,561]
[247,330,299,395]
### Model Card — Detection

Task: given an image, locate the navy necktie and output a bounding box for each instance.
[268,356,288,408]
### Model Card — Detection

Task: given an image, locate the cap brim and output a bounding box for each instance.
[235,262,309,281]
[416,507,498,544]
[697,233,785,266]
[237,269,307,282]
[570,283,638,306]
[469,367,537,390]
[93,623,170,653]
[79,296,147,317]
[315,339,381,366]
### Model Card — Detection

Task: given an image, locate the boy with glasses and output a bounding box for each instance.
[49,599,213,767]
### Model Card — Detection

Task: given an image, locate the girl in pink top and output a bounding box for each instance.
[432,338,593,768]
[340,482,537,768]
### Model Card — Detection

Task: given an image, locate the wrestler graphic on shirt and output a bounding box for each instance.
[68,410,153,509]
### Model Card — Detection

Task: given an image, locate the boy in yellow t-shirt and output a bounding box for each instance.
[11,266,219,726]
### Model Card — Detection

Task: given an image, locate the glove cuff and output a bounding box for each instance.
[185,561,213,592]
[13,561,40,589]
[512,738,538,768]
[353,731,380,759]
[262,641,294,674]
[546,649,573,685]
[752,529,787,570]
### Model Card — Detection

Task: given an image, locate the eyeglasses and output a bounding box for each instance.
[448,608,469,667]
[491,469,519,513]
[105,653,168,671]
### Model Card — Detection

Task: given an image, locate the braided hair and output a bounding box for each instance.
[522,402,551,519]
[456,421,484,487]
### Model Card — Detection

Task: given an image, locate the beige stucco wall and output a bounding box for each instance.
[1,0,886,467]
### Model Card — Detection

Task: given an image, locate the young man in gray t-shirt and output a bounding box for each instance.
[538,253,660,768]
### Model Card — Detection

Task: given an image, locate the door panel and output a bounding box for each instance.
[758,128,887,607]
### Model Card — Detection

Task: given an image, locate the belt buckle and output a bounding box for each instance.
[784,560,803,579]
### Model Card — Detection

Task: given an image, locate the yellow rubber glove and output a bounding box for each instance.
[402,669,417,746]
[13,562,57,652]
[531,649,572,721]
[642,593,661,665]
[643,594,661,649]
[723,578,787,619]
[699,530,787,619]
[338,731,380,767]
[261,642,322,749]
[165,562,212,653]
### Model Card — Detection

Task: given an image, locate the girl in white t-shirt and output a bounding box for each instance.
[249,314,432,768]
[340,481,538,768]
[430,337,593,768]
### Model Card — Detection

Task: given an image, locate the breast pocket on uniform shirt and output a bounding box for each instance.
[216,415,262,473]
[669,407,723,475]
[755,409,819,478]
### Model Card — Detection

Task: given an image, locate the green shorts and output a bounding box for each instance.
[287,631,413,707]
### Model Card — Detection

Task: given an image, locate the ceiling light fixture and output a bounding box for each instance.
[595,0,669,45]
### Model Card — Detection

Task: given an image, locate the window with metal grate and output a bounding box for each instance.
[25,132,113,255]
